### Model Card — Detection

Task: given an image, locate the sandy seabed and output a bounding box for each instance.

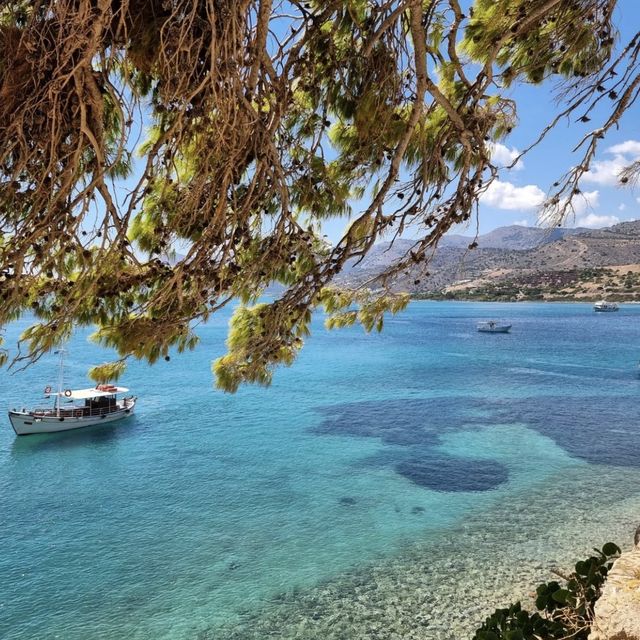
[211,465,640,640]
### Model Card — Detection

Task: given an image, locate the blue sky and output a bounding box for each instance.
[452,0,640,236]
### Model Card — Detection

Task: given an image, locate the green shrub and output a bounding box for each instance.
[473,543,620,640]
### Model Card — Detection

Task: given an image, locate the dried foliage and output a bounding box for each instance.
[0,0,637,390]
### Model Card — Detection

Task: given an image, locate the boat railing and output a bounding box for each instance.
[26,404,130,418]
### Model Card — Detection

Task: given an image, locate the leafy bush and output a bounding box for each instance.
[473,542,621,640]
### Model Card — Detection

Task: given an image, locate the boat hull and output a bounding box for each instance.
[594,307,619,312]
[477,325,511,333]
[8,402,135,436]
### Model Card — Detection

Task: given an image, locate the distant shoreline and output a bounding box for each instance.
[409,296,640,304]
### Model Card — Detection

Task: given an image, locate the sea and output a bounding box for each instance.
[1,301,640,640]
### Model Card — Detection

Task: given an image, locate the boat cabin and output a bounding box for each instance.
[47,386,131,418]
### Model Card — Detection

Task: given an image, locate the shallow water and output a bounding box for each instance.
[1,302,639,639]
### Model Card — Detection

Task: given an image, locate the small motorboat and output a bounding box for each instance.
[477,321,512,334]
[7,350,136,436]
[594,300,619,312]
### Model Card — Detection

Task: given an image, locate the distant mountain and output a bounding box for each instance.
[341,224,587,276]
[513,220,640,271]
[439,225,589,250]
[336,220,640,297]
[341,238,417,274]
[340,224,592,280]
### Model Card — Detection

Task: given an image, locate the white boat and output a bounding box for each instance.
[477,321,512,334]
[8,350,136,436]
[594,300,619,312]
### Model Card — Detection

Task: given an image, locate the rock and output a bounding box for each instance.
[590,530,640,640]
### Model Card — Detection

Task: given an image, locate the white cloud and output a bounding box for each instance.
[513,219,530,226]
[571,190,599,215]
[481,179,545,210]
[489,143,524,170]
[584,140,640,186]
[574,213,619,228]
[584,157,628,186]
[607,140,640,156]
[636,197,640,205]
[619,203,627,211]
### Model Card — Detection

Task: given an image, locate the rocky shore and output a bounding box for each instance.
[590,527,640,640]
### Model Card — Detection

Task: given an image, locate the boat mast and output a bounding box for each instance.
[54,348,65,417]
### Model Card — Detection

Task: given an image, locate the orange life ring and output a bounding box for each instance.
[44,385,52,394]
[64,389,72,397]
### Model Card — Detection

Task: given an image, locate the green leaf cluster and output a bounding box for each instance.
[463,0,614,85]
[320,287,409,333]
[88,360,127,384]
[473,542,621,640]
[213,301,312,393]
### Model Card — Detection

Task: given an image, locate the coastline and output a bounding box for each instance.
[410,296,640,304]
[410,295,635,304]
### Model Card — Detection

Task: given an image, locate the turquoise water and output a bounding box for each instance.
[1,302,640,639]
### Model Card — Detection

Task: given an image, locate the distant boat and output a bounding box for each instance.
[594,300,619,312]
[477,321,512,333]
[8,350,136,436]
